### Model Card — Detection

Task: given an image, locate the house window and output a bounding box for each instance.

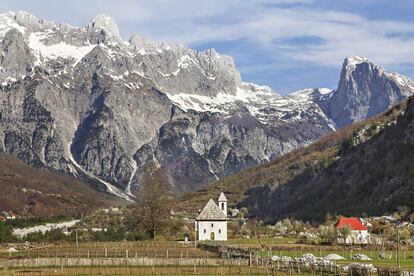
[219,229,221,234]
[221,203,224,210]
[211,223,214,227]
[204,229,206,234]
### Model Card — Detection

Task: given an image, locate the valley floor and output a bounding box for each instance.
[1,239,414,275]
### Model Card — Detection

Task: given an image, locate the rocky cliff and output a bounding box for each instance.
[318,56,414,128]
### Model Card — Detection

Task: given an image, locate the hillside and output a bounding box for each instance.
[180,98,412,221]
[0,153,121,218]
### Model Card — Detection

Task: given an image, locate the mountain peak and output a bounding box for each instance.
[318,55,414,128]
[0,11,38,36]
[343,55,369,71]
[88,14,121,40]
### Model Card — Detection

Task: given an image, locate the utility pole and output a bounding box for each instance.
[397,226,400,269]
[194,220,197,248]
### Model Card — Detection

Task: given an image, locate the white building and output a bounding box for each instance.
[335,217,370,245]
[195,192,228,241]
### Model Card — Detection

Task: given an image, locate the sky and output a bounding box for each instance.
[1,0,414,94]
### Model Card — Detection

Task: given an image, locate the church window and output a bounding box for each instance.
[204,229,206,233]
[211,223,214,227]
[219,229,221,234]
[221,203,224,210]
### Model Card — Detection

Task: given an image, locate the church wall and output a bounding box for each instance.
[197,220,227,241]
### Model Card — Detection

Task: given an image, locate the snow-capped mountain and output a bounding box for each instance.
[0,11,413,198]
[318,56,414,128]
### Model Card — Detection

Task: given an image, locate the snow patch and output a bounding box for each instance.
[177,55,195,69]
[1,77,18,86]
[344,56,368,71]
[13,220,79,238]
[165,83,334,126]
[318,88,333,95]
[125,159,138,196]
[165,83,334,125]
[67,142,134,202]
[386,72,414,92]
[0,12,26,37]
[29,32,96,65]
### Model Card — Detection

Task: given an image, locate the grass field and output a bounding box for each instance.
[226,237,414,271]
[228,237,298,246]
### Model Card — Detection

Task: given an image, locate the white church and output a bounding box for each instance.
[195,192,228,241]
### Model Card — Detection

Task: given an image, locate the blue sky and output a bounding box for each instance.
[1,0,414,94]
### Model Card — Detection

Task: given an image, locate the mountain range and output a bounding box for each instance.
[0,11,413,199]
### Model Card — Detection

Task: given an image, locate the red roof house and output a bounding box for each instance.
[335,217,370,244]
[335,217,368,231]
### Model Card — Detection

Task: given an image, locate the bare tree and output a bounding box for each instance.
[338,225,351,245]
[133,162,173,239]
[318,225,336,244]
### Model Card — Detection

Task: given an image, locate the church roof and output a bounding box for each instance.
[218,192,227,202]
[196,199,227,221]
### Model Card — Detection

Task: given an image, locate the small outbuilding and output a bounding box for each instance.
[195,192,228,241]
[1,211,16,220]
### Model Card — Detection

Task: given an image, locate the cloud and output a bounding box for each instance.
[235,7,414,67]
[60,0,410,69]
[129,4,414,68]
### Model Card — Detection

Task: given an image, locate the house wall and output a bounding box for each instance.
[197,220,227,241]
[338,230,370,244]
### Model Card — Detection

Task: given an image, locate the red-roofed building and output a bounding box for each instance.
[0,215,6,222]
[1,211,16,220]
[335,217,370,245]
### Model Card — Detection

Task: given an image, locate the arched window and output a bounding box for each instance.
[203,229,206,233]
[211,223,214,227]
[219,229,221,234]
[221,203,224,210]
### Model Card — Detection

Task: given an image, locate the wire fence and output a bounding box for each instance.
[1,241,218,259]
[2,241,414,275]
